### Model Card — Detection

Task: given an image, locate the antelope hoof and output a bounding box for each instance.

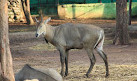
[85,74,89,78]
[105,73,109,78]
[64,74,68,77]
[65,72,68,77]
[60,72,65,77]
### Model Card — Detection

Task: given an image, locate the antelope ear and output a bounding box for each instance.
[35,17,39,23]
[44,17,51,24]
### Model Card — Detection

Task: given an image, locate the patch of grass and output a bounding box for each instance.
[29,43,80,51]
[58,64,137,81]
[104,39,113,45]
[29,43,56,51]
[9,29,31,33]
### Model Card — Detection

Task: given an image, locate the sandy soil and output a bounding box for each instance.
[10,18,137,81]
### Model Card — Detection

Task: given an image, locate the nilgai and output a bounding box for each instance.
[15,64,63,81]
[35,17,109,77]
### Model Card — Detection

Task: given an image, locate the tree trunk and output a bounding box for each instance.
[98,0,102,3]
[19,0,26,22]
[128,0,132,25]
[84,0,86,4]
[0,0,15,81]
[21,0,34,25]
[46,0,49,4]
[56,0,59,5]
[113,0,129,45]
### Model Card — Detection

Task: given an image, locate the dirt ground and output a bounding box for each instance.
[9,18,137,81]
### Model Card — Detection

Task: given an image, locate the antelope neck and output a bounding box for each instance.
[44,24,55,43]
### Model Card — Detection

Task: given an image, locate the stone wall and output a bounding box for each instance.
[8,0,25,23]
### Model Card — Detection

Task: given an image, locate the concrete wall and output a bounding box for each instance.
[58,2,137,19]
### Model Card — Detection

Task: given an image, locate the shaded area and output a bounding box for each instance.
[30,0,58,15]
[9,19,137,81]
[65,65,137,81]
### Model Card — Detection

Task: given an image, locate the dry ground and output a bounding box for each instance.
[9,18,137,81]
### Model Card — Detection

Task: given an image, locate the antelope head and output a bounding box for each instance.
[35,17,51,37]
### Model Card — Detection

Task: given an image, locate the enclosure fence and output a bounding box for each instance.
[30,0,137,15]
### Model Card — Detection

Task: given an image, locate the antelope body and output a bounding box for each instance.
[15,64,63,81]
[35,17,109,77]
